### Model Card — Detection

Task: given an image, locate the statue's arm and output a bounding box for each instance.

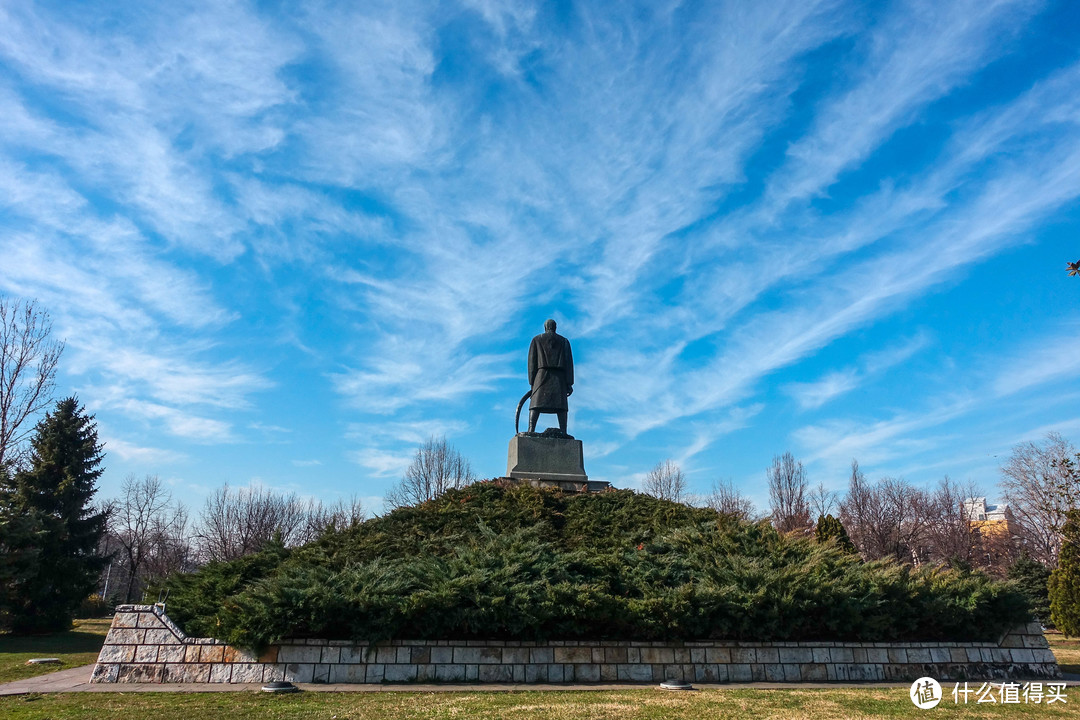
[565,339,574,391]
[528,337,537,385]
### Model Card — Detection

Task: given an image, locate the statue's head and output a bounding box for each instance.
[544,318,557,333]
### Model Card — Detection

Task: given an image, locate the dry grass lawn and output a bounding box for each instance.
[2,687,1079,719]
[1049,631,1080,675]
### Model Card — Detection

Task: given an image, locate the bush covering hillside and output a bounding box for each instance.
[165,481,1029,650]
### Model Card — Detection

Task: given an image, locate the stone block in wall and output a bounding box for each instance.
[729,663,752,682]
[802,663,828,681]
[105,628,145,645]
[547,663,565,682]
[755,648,779,664]
[91,664,120,683]
[366,664,386,683]
[111,613,139,628]
[575,664,601,682]
[1000,634,1024,648]
[1033,649,1057,664]
[554,647,592,664]
[929,648,951,663]
[223,647,258,663]
[183,664,212,683]
[778,648,812,664]
[762,664,783,681]
[604,647,628,664]
[284,663,315,683]
[329,663,366,683]
[830,648,855,663]
[158,645,186,663]
[866,648,888,663]
[502,647,528,664]
[278,645,320,664]
[385,663,418,682]
[705,647,731,664]
[1010,649,1036,663]
[98,645,136,664]
[693,664,718,682]
[230,663,264,682]
[137,613,165,629]
[437,664,467,682]
[262,664,285,682]
[731,648,755,664]
[118,664,163,683]
[600,664,618,681]
[887,648,907,663]
[1023,634,1049,649]
[477,664,511,682]
[143,629,181,645]
[209,664,232,683]
[134,645,158,663]
[341,646,369,664]
[906,648,931,663]
[200,645,224,663]
[313,664,330,683]
[411,646,431,664]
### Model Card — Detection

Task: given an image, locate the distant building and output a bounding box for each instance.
[963,497,1018,569]
[963,497,1011,524]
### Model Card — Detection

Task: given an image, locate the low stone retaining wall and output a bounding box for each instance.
[91,605,1060,684]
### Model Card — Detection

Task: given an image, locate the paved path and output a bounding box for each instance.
[2,665,1077,696]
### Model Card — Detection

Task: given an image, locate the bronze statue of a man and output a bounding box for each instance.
[527,319,574,433]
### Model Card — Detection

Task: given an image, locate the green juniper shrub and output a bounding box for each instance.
[165,482,1031,651]
[1049,509,1080,636]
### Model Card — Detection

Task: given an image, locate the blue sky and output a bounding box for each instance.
[2,0,1079,515]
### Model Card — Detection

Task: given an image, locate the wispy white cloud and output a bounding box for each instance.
[786,333,931,409]
[100,435,187,465]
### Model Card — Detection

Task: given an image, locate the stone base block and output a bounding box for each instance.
[506,433,593,488]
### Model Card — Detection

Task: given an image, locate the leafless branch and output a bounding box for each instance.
[0,297,65,469]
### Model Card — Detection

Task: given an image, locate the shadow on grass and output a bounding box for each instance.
[0,618,110,656]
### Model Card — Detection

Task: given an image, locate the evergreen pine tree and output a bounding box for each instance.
[1049,508,1080,636]
[6,397,107,631]
[1007,553,1052,626]
[815,513,856,554]
[0,463,46,630]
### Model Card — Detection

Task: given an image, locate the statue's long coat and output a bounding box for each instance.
[528,331,574,412]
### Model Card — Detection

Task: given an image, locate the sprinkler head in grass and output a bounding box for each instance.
[659,679,694,691]
[261,681,299,693]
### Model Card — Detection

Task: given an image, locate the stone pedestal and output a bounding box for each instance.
[506,433,607,493]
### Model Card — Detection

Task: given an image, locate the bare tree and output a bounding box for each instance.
[921,476,981,567]
[299,495,366,542]
[0,298,64,470]
[195,484,308,562]
[807,481,838,521]
[385,436,476,509]
[109,475,191,602]
[1000,432,1079,566]
[767,452,811,533]
[704,478,756,520]
[643,459,687,502]
[838,462,929,563]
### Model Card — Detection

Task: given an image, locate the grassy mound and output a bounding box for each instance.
[165,481,1029,650]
